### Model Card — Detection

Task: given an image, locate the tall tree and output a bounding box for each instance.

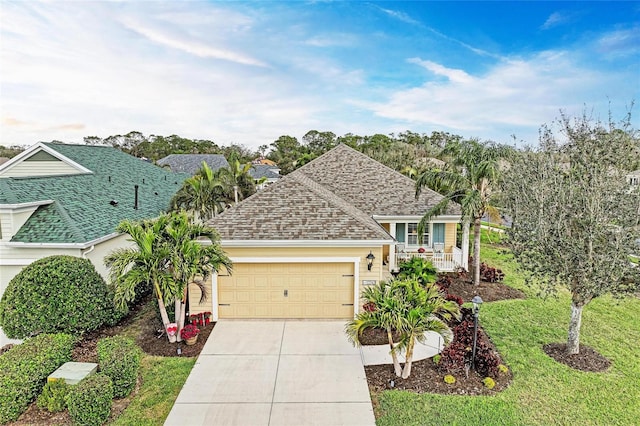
[219,159,257,204]
[105,212,232,342]
[502,113,640,355]
[170,162,227,220]
[415,139,509,285]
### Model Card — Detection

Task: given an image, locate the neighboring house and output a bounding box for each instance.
[190,144,468,321]
[0,142,186,345]
[157,154,229,175]
[627,170,640,187]
[253,157,277,166]
[248,163,281,189]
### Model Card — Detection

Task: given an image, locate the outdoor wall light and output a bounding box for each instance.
[366,251,375,271]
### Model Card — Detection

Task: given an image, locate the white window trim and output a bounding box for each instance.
[405,222,431,248]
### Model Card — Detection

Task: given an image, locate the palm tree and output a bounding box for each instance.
[105,212,232,343]
[170,162,227,221]
[415,139,509,285]
[393,280,459,378]
[219,159,256,204]
[346,281,405,376]
[346,278,459,379]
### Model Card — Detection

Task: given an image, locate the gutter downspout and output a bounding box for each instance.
[82,245,95,259]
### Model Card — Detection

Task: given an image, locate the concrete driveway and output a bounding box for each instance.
[165,320,375,426]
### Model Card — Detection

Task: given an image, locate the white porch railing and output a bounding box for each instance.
[394,250,463,272]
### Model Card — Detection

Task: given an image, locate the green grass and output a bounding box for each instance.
[110,356,195,426]
[375,244,640,426]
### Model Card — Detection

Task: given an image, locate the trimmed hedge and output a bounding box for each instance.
[67,373,113,426]
[0,255,116,338]
[97,336,141,398]
[36,379,70,413]
[0,333,75,424]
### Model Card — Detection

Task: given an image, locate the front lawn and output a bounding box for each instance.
[374,244,640,425]
[110,356,194,426]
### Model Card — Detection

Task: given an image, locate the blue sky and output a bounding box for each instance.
[1,1,638,150]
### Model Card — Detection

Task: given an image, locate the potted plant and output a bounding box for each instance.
[181,324,200,345]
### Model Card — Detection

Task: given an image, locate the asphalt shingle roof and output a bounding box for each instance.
[294,144,461,217]
[157,154,229,175]
[208,172,392,241]
[0,143,187,244]
[249,164,281,180]
[207,144,461,241]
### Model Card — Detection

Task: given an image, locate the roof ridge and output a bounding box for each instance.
[296,143,446,200]
[289,173,391,240]
[50,201,87,241]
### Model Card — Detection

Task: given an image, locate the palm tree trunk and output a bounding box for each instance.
[387,328,402,377]
[567,300,584,355]
[401,335,416,379]
[473,217,482,286]
[157,297,176,343]
[175,298,183,342]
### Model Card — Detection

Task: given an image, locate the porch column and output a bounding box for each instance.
[389,223,397,271]
[461,219,470,270]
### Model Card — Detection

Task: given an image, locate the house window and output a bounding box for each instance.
[407,223,429,246]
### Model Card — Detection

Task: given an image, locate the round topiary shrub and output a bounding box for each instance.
[0,255,115,338]
[67,373,113,426]
[97,336,141,398]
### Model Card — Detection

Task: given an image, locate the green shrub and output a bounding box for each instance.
[97,336,141,398]
[36,379,69,412]
[443,374,456,384]
[483,377,496,389]
[0,255,116,338]
[0,333,75,424]
[398,257,438,285]
[498,364,509,374]
[433,354,442,365]
[67,374,113,426]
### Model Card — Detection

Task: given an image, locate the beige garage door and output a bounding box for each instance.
[218,262,354,319]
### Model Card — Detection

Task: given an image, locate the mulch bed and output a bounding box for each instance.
[366,358,512,395]
[543,343,611,372]
[10,297,214,425]
[361,272,524,396]
[447,275,526,303]
[361,327,512,396]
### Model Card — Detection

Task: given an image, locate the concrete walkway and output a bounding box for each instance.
[360,330,445,366]
[165,320,375,426]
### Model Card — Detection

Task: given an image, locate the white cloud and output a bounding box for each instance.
[596,26,640,58]
[365,51,634,144]
[119,18,268,67]
[541,12,571,30]
[377,7,420,26]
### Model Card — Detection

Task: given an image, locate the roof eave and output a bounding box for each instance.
[372,214,462,222]
[0,199,55,211]
[214,239,393,247]
[5,232,121,249]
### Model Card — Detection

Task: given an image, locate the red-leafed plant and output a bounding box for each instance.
[180,324,200,340]
[362,301,376,312]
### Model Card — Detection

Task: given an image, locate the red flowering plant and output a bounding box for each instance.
[180,324,200,340]
[417,247,426,253]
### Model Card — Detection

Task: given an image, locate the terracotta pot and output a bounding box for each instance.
[185,336,198,346]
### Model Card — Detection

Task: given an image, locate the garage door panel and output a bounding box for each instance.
[218,262,354,319]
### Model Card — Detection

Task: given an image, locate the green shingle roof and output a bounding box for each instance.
[0,143,188,244]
